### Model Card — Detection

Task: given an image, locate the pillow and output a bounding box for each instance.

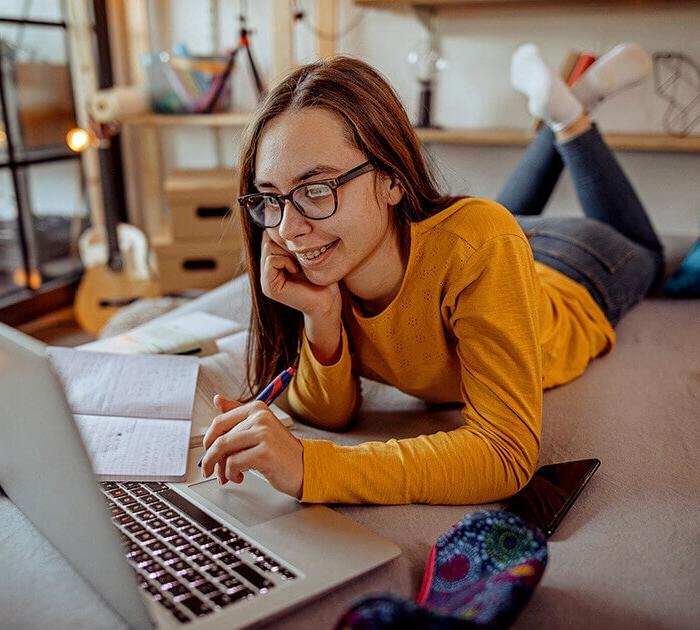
[663,239,700,298]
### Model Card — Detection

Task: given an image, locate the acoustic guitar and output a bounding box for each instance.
[74,146,159,335]
[73,3,159,336]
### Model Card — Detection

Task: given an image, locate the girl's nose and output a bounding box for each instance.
[277,199,310,240]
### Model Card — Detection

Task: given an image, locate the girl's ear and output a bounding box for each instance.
[386,174,404,206]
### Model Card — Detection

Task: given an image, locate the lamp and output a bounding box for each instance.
[407,9,445,129]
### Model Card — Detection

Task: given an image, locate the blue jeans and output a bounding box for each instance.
[496,124,665,327]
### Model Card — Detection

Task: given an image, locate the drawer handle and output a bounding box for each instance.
[196,206,231,219]
[182,258,217,271]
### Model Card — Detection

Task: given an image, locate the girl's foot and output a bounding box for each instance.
[572,43,652,110]
[511,43,583,132]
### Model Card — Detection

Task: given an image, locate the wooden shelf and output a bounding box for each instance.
[356,0,700,9]
[125,112,254,127]
[125,114,700,153]
[416,127,700,152]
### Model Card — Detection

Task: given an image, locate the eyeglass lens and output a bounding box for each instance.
[245,183,336,227]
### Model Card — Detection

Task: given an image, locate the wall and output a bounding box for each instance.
[160,0,700,236]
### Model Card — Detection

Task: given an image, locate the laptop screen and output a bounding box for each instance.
[0,323,152,629]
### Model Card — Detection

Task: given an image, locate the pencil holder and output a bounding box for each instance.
[142,52,233,114]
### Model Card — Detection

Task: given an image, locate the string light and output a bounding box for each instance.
[66,127,93,153]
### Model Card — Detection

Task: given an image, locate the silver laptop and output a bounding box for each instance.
[0,323,400,629]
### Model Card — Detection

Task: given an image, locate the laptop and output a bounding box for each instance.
[0,323,401,629]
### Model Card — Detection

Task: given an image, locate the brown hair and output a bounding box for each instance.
[237,56,458,398]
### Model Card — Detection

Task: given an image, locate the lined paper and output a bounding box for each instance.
[74,415,190,481]
[47,347,199,481]
[47,347,199,419]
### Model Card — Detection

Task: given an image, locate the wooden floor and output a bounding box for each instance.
[19,307,96,347]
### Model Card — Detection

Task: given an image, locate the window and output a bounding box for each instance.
[0,1,91,322]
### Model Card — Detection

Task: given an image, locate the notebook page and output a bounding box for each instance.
[80,311,240,355]
[74,414,190,480]
[47,347,199,420]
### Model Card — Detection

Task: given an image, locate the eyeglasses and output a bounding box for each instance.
[239,161,375,228]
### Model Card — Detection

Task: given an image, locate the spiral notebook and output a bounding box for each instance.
[47,347,199,481]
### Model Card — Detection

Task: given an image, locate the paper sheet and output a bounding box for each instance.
[80,311,240,356]
[215,330,249,356]
[47,347,199,420]
[73,414,190,480]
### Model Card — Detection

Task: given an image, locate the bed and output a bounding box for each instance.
[1,234,698,629]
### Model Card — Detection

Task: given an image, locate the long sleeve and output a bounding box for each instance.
[287,325,361,428]
[299,234,542,505]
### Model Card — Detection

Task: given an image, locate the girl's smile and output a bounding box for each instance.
[291,239,340,265]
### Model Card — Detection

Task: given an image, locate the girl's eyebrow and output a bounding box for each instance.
[254,164,342,190]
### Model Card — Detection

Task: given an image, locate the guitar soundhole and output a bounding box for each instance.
[196,206,230,219]
[183,259,217,271]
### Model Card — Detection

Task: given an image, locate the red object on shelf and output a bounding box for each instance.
[567,53,597,86]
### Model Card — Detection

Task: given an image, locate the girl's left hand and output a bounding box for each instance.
[201,395,304,499]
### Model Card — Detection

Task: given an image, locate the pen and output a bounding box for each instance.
[197,366,295,468]
[176,347,201,356]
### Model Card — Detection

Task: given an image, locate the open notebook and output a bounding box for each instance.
[47,347,199,481]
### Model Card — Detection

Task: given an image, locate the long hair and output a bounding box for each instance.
[237,56,459,398]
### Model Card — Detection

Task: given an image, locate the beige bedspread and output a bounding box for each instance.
[1,236,698,629]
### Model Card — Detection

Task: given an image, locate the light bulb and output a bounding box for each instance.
[66,127,92,153]
[407,41,446,82]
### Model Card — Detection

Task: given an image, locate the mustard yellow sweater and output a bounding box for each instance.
[288,199,615,505]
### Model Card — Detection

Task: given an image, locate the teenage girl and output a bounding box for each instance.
[200,44,663,505]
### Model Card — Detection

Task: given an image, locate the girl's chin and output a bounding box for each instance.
[301,266,344,287]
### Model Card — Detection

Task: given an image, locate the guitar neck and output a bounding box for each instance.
[97,142,123,272]
[95,0,123,273]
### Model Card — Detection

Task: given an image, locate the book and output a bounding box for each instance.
[81,311,240,357]
[47,347,200,482]
[78,319,295,453]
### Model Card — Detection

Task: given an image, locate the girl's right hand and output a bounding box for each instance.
[260,231,342,322]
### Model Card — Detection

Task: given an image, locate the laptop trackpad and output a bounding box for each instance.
[187,475,304,528]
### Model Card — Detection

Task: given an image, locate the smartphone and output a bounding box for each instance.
[505,458,600,538]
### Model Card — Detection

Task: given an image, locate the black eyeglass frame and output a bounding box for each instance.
[239,161,375,228]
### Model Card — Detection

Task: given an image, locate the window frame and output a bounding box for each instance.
[0,5,99,325]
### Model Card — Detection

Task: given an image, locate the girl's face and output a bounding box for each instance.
[254,108,403,291]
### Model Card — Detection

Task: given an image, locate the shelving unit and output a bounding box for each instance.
[125,113,700,153]
[356,0,700,8]
[115,0,700,244]
[414,127,700,153]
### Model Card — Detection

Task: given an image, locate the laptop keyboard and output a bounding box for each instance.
[100,481,298,624]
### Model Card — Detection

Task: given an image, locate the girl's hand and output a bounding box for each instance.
[201,394,304,500]
[261,231,341,321]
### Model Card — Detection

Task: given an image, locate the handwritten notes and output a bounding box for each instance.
[47,348,199,481]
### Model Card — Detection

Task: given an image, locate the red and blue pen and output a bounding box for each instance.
[197,367,295,468]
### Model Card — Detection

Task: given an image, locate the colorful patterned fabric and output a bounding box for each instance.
[335,510,548,630]
[335,595,475,629]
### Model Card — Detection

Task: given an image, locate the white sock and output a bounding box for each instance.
[572,43,652,110]
[511,43,583,132]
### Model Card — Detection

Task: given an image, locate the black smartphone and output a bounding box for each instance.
[505,458,600,538]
